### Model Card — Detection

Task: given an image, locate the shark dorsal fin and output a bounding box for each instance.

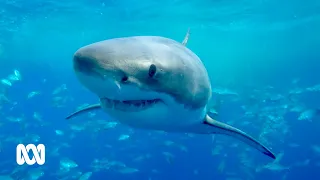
[182,28,190,46]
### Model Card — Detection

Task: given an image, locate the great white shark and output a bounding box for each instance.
[66,30,276,160]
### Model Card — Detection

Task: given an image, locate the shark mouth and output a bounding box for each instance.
[100,98,162,112]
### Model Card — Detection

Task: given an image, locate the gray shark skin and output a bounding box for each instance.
[66,31,276,160]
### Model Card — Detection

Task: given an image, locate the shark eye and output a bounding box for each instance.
[148,64,157,78]
[121,75,128,82]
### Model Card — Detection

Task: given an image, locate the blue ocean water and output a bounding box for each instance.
[1,0,320,179]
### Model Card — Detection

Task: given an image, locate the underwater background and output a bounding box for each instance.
[1,0,320,179]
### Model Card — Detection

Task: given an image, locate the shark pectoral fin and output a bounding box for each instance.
[200,115,276,159]
[182,28,190,46]
[66,104,101,120]
[207,97,221,119]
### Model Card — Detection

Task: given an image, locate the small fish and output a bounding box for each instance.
[1,79,12,86]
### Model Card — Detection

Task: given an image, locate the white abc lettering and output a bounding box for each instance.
[16,144,45,165]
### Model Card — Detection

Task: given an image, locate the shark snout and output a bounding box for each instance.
[73,50,100,76]
[72,47,125,97]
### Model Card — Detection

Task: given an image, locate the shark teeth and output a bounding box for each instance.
[100,98,161,112]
